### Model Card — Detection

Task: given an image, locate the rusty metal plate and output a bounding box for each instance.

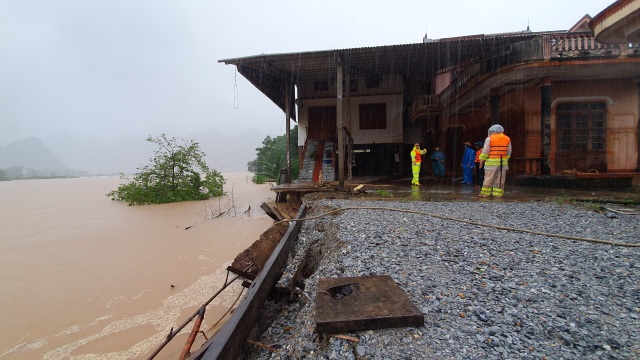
[315,275,424,334]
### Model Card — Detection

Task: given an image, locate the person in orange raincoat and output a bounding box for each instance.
[478,124,512,198]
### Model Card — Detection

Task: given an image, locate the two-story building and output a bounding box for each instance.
[220,3,640,188]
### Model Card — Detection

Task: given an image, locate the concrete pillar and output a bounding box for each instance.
[540,77,552,175]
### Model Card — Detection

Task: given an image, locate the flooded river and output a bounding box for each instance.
[0,173,275,359]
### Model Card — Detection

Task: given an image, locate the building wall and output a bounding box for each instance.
[550,79,638,172]
[347,94,403,144]
[444,79,638,174]
[499,86,542,160]
[297,75,404,146]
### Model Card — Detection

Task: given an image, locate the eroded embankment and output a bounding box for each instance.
[244,198,640,359]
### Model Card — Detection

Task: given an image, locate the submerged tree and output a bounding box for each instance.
[247,125,299,183]
[107,134,225,205]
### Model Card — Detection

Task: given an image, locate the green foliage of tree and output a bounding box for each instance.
[252,174,268,184]
[247,125,299,183]
[107,134,225,205]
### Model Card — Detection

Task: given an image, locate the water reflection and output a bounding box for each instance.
[410,185,420,199]
[385,178,639,203]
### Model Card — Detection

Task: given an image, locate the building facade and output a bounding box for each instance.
[220,11,640,187]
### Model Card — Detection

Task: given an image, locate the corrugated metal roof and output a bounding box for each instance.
[218,32,550,113]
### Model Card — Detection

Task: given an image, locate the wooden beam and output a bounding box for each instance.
[337,58,345,189]
[285,84,292,183]
[259,202,282,222]
[189,205,309,360]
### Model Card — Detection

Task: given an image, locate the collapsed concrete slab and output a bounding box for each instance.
[315,275,424,334]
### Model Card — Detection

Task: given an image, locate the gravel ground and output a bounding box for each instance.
[246,199,640,360]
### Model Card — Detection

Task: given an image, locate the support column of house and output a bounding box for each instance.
[344,70,352,182]
[284,83,292,183]
[540,77,552,175]
[336,58,345,188]
[490,88,500,125]
[636,79,640,171]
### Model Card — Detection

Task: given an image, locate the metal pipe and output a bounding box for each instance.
[146,274,240,360]
[179,307,206,360]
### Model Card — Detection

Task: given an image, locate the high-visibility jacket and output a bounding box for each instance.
[475,148,483,163]
[479,133,511,167]
[411,148,426,163]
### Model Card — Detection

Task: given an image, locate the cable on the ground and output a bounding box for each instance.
[601,206,640,215]
[280,206,640,248]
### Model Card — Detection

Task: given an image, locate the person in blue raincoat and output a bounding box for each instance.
[430,146,446,180]
[461,141,475,184]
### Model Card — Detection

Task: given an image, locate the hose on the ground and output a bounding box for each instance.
[601,206,640,215]
[281,206,639,248]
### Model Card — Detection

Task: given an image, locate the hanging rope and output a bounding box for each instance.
[234,68,240,109]
[278,205,640,248]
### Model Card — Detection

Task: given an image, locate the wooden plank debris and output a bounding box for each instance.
[227,222,288,280]
[315,275,424,334]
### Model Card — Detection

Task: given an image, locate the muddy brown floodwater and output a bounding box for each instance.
[0,173,275,359]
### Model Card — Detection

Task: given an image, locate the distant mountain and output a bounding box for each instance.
[39,128,271,175]
[0,128,273,177]
[43,133,154,175]
[0,137,68,172]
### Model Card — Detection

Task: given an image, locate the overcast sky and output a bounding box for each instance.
[0,0,613,146]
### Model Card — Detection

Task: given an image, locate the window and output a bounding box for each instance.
[359,103,386,130]
[556,102,606,152]
[349,79,358,92]
[313,80,329,92]
[365,76,380,88]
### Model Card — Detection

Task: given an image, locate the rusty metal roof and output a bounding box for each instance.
[218,33,547,114]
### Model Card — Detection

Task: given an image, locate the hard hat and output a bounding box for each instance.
[488,124,504,136]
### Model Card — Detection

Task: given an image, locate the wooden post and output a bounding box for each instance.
[284,84,292,183]
[636,78,640,172]
[344,68,351,182]
[337,58,345,188]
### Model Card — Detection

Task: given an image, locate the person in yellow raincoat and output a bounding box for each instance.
[410,143,427,186]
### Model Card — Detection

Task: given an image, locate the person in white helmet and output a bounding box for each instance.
[478,124,512,198]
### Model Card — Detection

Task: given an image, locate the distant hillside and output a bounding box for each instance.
[41,128,272,175]
[43,133,154,175]
[0,137,68,173]
[0,128,275,177]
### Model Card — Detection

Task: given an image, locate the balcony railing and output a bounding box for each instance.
[547,32,632,58]
[409,94,440,118]
[408,33,639,121]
